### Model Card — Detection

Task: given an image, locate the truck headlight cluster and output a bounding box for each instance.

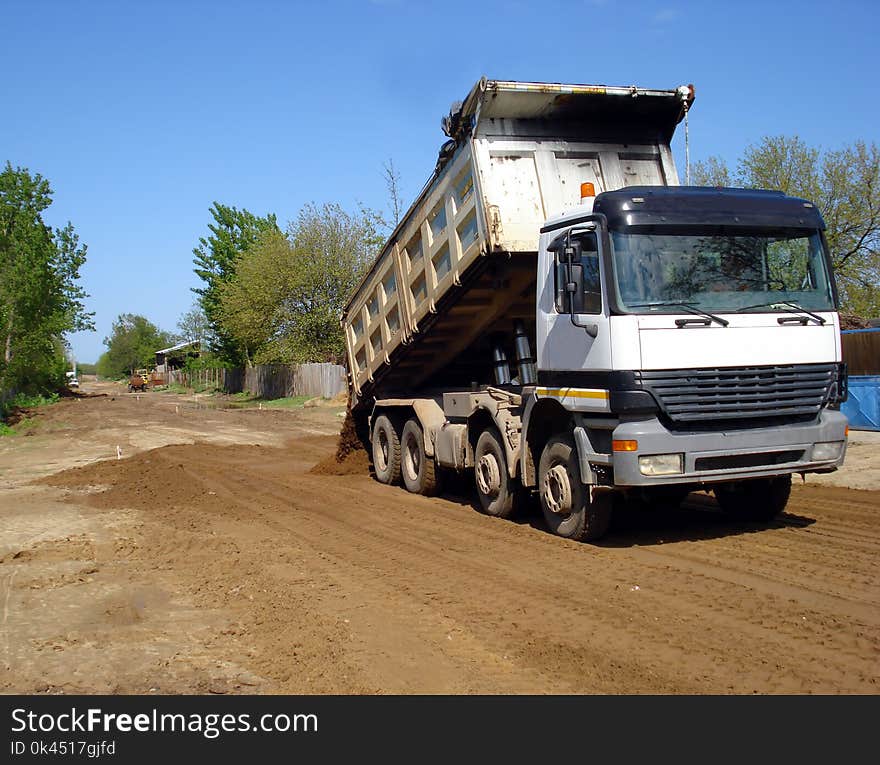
[638,453,684,476]
[811,441,844,461]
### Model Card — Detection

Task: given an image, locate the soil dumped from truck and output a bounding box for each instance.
[308,407,371,476]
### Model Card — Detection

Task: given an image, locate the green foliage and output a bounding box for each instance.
[99,314,176,378]
[176,301,212,345]
[76,362,97,375]
[690,156,731,187]
[262,395,312,409]
[0,390,59,425]
[690,137,880,316]
[183,351,231,371]
[95,352,116,379]
[222,394,311,409]
[192,203,279,365]
[217,203,383,364]
[0,162,94,399]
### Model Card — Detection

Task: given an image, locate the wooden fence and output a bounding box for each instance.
[842,329,880,376]
[165,363,346,400]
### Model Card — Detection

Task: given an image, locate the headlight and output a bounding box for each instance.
[812,441,844,461]
[638,453,684,476]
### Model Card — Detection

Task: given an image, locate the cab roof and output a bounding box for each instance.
[593,186,826,231]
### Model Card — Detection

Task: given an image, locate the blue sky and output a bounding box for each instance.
[3,0,878,363]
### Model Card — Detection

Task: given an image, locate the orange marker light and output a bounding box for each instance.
[580,182,596,199]
[612,439,638,452]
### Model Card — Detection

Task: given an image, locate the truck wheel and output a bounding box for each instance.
[401,418,440,496]
[371,414,401,485]
[538,435,611,541]
[474,428,519,519]
[714,475,792,521]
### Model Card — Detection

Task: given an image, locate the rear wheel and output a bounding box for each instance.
[714,475,792,521]
[538,435,611,541]
[371,414,401,485]
[401,418,440,496]
[474,428,520,519]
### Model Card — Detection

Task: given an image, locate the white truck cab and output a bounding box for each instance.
[522,185,847,537]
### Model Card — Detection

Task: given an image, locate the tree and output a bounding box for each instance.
[0,162,94,399]
[383,158,403,229]
[690,137,880,315]
[98,314,176,379]
[192,203,279,364]
[177,301,211,344]
[690,155,731,188]
[217,203,383,364]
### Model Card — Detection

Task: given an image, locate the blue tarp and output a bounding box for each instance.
[842,375,880,431]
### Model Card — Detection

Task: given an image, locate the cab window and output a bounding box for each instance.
[554,232,601,314]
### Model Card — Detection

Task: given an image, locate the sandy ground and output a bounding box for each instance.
[0,380,877,694]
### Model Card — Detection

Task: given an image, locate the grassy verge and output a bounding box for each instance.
[163,383,190,394]
[223,394,313,409]
[0,392,61,436]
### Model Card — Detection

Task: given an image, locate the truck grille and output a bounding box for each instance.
[639,363,839,425]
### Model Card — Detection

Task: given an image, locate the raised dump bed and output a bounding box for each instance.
[343,78,693,408]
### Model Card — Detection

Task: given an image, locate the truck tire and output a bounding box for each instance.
[538,435,611,541]
[474,428,520,519]
[714,475,792,521]
[400,418,440,496]
[371,414,401,485]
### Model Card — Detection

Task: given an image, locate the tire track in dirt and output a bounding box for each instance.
[51,440,878,693]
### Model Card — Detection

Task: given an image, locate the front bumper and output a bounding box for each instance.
[608,410,848,487]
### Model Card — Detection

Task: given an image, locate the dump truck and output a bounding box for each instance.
[342,77,848,541]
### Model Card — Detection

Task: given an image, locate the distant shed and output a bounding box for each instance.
[154,340,201,378]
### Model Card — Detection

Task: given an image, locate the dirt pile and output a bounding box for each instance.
[840,314,874,330]
[2,405,30,426]
[309,408,371,476]
[56,388,104,400]
[41,443,231,509]
[308,448,370,476]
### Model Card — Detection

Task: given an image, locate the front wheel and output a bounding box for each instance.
[400,418,440,496]
[714,475,792,521]
[538,435,611,541]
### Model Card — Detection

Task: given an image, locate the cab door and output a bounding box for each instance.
[537,227,612,374]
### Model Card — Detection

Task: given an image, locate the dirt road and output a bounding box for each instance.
[1,381,877,694]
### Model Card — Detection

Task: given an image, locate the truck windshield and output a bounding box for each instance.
[610,229,835,314]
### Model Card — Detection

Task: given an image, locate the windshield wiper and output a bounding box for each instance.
[627,300,729,327]
[736,300,826,325]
